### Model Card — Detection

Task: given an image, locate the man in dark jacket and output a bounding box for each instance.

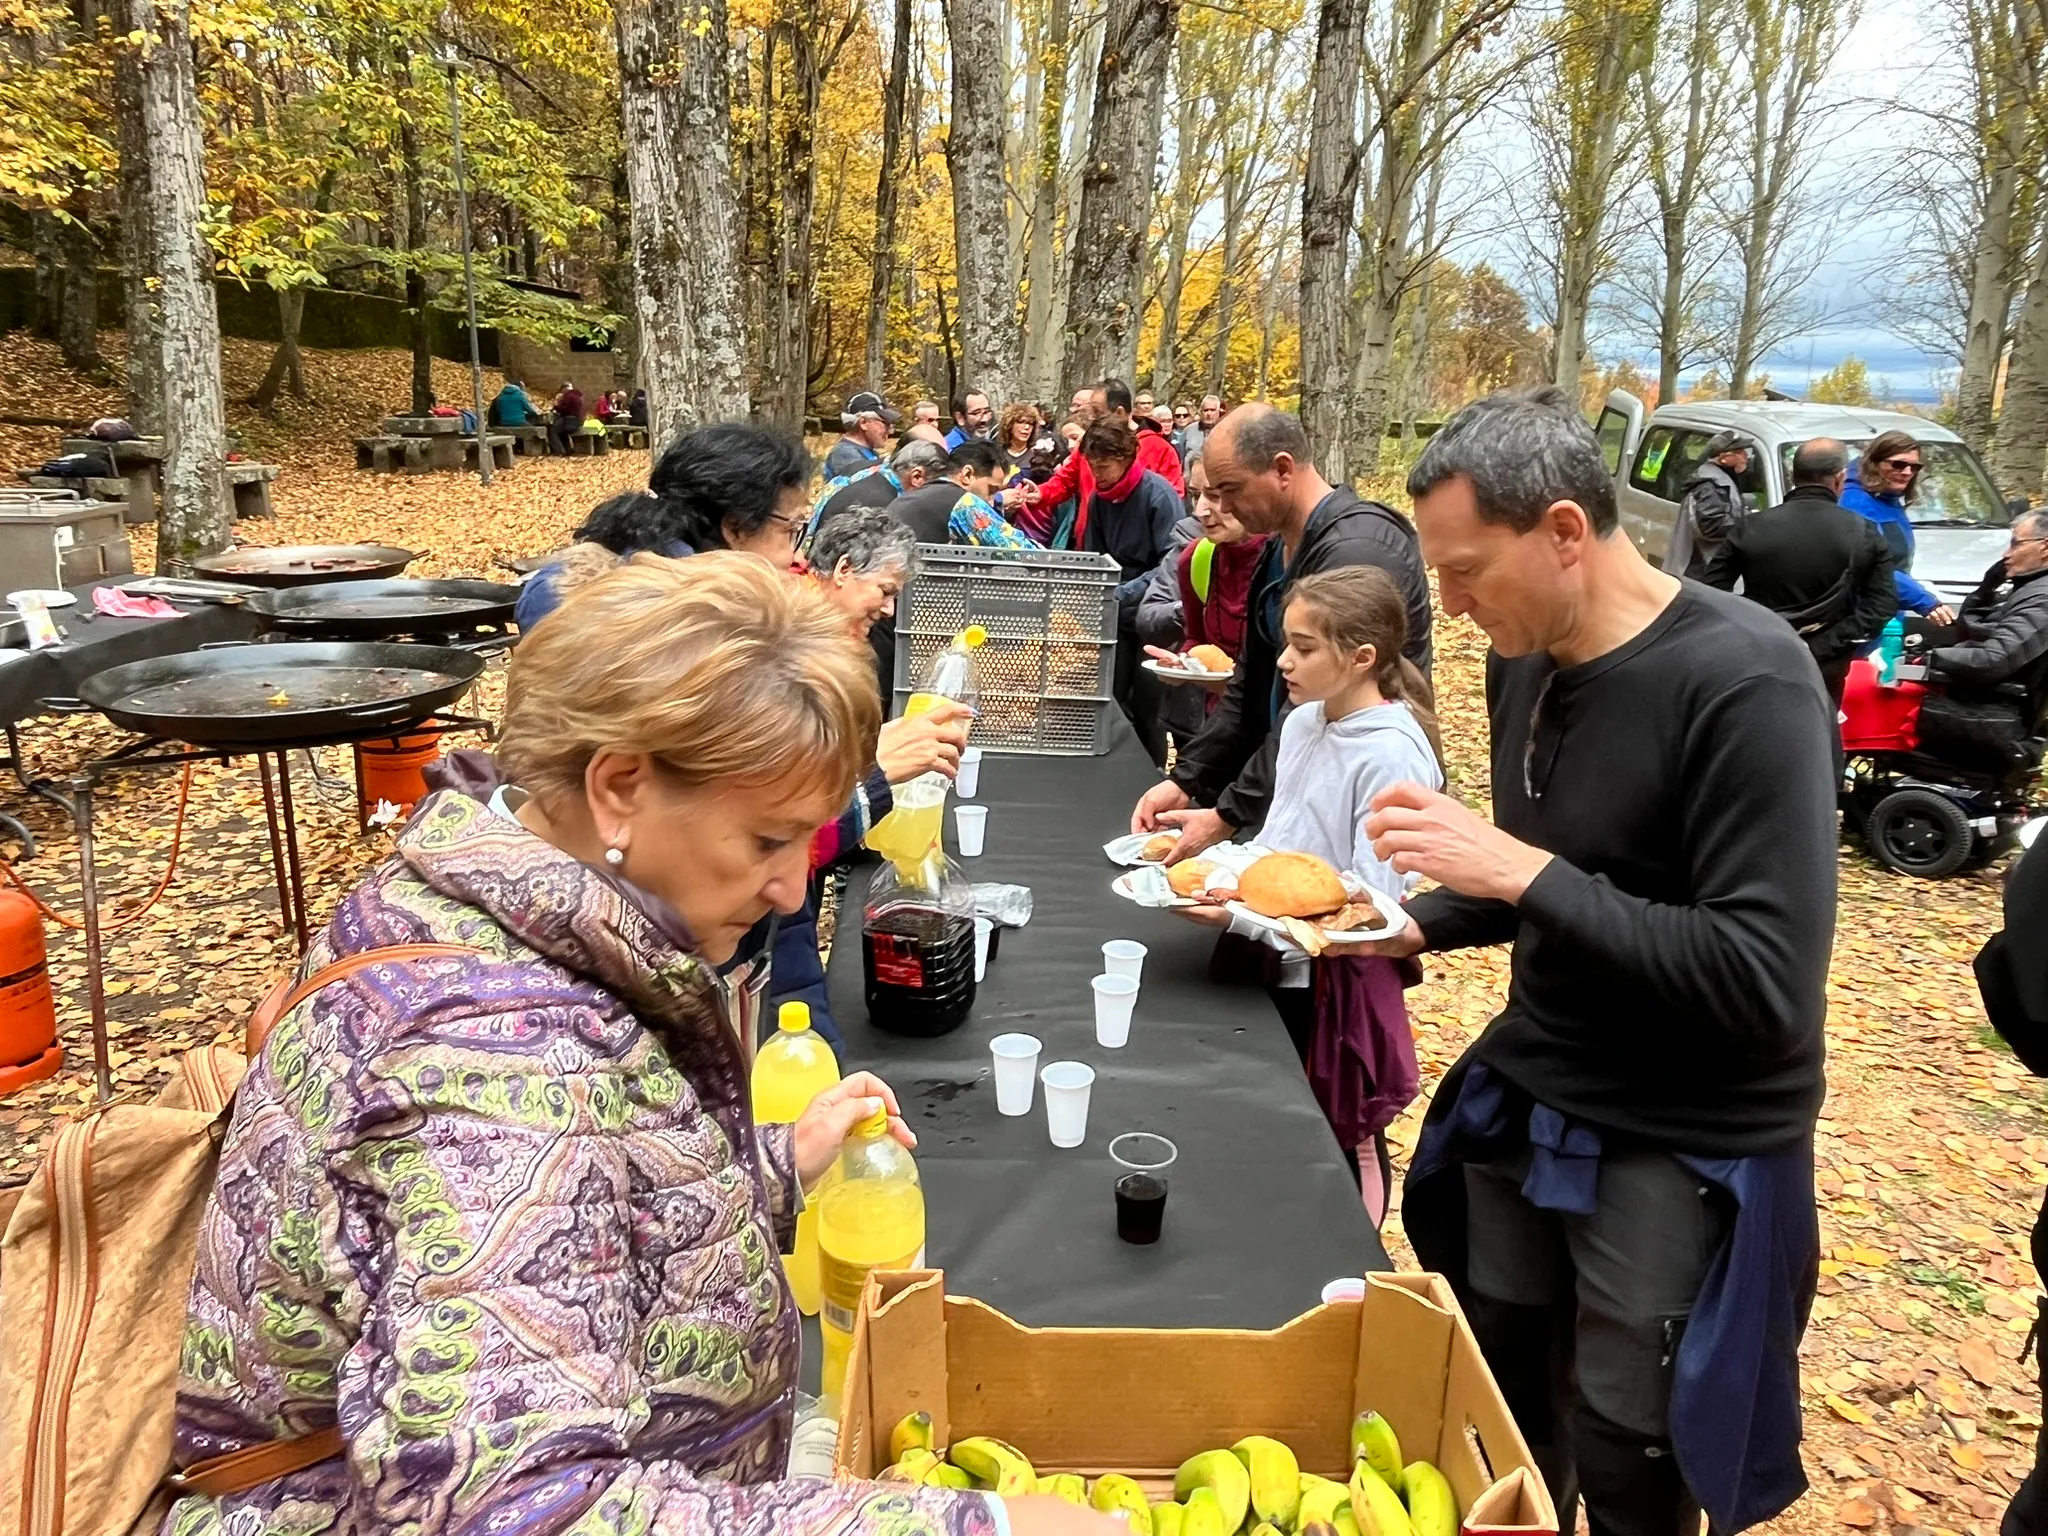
[1927,510,2048,695]
[1131,403,1432,856]
[1668,429,1751,578]
[1703,437,1897,707]
[1080,416,1182,766]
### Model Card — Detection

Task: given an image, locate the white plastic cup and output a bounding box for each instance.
[974,916,994,982]
[956,746,984,798]
[1321,1277,1368,1306]
[1041,1061,1095,1148]
[954,803,988,857]
[990,1032,1041,1116]
[1101,939,1147,982]
[1091,973,1139,1048]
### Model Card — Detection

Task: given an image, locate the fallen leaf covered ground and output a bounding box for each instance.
[0,340,2037,1536]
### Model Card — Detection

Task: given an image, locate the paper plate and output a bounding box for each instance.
[1224,882,1406,946]
[1142,657,1233,683]
[7,589,75,609]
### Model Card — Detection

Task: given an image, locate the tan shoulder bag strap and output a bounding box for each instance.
[171,942,475,1501]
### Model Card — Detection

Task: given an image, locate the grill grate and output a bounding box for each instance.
[892,545,1122,755]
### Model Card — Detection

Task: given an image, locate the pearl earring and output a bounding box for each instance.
[604,846,625,867]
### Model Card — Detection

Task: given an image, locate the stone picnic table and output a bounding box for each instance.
[363,416,514,474]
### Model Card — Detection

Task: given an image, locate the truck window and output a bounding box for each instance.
[1631,429,1676,496]
[1595,408,1631,474]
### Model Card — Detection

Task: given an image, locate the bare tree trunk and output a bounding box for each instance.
[1300,0,1365,475]
[249,288,310,407]
[395,57,434,416]
[948,0,1024,403]
[33,205,103,371]
[1207,157,1246,397]
[867,0,915,387]
[1062,0,1178,391]
[1046,15,1102,379]
[616,0,750,436]
[1956,143,2025,451]
[112,0,227,569]
[1003,0,1029,296]
[1640,0,1725,404]
[1994,230,2048,496]
[111,20,161,431]
[1255,232,1286,401]
[1021,0,1071,397]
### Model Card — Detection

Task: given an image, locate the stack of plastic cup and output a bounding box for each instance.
[1092,974,1139,1048]
[954,803,988,857]
[1101,940,1146,982]
[990,1033,1041,1115]
[956,746,984,798]
[974,916,994,982]
[1040,1061,1095,1148]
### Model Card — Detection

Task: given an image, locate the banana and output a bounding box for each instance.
[889,1410,937,1464]
[1335,1510,1362,1536]
[1231,1436,1302,1530]
[924,1463,976,1490]
[1090,1474,1155,1535]
[1298,1476,1351,1529]
[948,1436,1037,1497]
[1300,1524,1340,1536]
[1350,1413,1405,1499]
[1350,1462,1416,1536]
[1401,1461,1458,1536]
[1174,1449,1252,1533]
[878,1447,940,1483]
[1181,1487,1228,1536]
[1250,1524,1287,1536]
[1151,1502,1185,1536]
[1039,1472,1088,1505]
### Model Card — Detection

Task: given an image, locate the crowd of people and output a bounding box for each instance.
[137,372,2048,1536]
[487,376,650,452]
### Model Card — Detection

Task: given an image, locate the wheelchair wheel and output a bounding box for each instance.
[1865,788,1974,878]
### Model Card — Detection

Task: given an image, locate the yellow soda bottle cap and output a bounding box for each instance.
[960,625,986,649]
[777,1001,809,1033]
[854,1105,891,1138]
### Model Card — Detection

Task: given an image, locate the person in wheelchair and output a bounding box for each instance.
[1915,510,2048,765]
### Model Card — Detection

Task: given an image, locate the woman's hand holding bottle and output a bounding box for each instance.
[793,1073,917,1191]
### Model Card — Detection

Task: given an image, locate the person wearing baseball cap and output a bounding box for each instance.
[825,389,902,479]
[1668,429,1754,579]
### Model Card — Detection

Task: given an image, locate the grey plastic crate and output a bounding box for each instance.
[891,544,1122,755]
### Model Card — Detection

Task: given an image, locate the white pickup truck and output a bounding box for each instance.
[1593,391,2018,607]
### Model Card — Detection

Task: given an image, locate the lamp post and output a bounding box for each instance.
[438,39,491,485]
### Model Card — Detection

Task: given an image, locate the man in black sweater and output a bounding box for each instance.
[1703,436,1896,708]
[1365,387,1834,1536]
[1130,404,1431,857]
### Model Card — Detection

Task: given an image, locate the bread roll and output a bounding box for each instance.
[1237,851,1347,919]
[1140,832,1178,863]
[1187,643,1231,675]
[1167,858,1218,898]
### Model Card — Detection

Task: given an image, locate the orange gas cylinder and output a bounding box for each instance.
[0,882,61,1095]
[356,730,446,825]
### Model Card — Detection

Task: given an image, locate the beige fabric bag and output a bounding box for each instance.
[0,943,469,1536]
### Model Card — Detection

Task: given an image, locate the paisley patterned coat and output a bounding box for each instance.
[168,791,995,1536]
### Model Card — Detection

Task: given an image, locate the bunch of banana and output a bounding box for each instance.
[875,1415,1033,1494]
[1345,1413,1458,1536]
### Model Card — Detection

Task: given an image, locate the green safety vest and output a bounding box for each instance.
[1189,538,1216,603]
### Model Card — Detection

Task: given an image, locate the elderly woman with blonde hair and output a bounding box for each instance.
[168,552,1115,1536]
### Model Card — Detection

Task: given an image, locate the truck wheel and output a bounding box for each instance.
[1865,789,1974,879]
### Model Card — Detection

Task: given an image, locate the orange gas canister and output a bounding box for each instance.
[0,883,60,1094]
[355,730,446,827]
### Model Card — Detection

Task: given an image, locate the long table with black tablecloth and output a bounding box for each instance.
[824,720,1388,1335]
[0,579,255,730]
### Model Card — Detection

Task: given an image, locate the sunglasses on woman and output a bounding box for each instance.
[1882,458,1923,474]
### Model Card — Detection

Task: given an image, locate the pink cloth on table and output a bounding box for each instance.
[92,587,180,618]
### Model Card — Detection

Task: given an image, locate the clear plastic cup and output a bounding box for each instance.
[954,803,988,857]
[1091,973,1139,1048]
[1040,1061,1095,1148]
[990,1032,1041,1116]
[1101,939,1147,982]
[956,746,984,798]
[1110,1132,1178,1244]
[974,916,994,982]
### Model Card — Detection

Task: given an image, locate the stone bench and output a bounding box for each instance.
[501,424,548,455]
[568,425,610,457]
[465,435,516,472]
[228,461,280,519]
[606,424,649,450]
[356,435,430,474]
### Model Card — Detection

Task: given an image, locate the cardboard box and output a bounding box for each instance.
[834,1269,1558,1535]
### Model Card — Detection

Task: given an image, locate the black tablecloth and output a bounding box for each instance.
[0,581,253,727]
[824,723,1388,1333]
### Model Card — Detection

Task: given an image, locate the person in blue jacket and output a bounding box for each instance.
[1839,431,1957,625]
